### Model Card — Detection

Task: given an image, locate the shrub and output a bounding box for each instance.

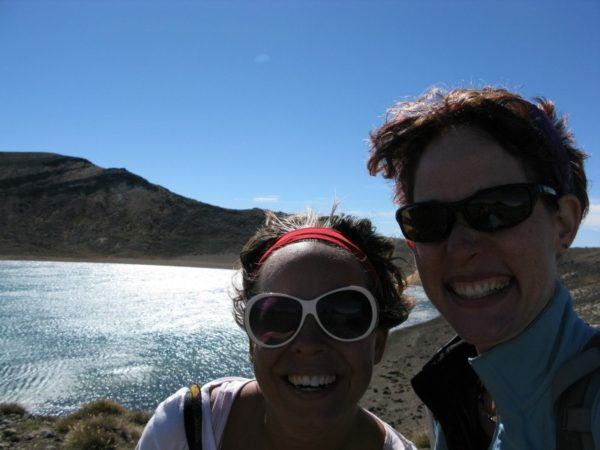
[79,399,128,416]
[127,409,151,426]
[63,421,118,450]
[56,399,127,433]
[406,432,430,449]
[63,415,136,450]
[0,403,27,415]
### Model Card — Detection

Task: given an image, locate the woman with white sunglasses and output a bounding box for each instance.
[137,211,416,450]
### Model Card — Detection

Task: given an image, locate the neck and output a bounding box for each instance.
[262,404,368,450]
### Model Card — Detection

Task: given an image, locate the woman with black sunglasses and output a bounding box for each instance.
[137,210,416,450]
[368,87,598,450]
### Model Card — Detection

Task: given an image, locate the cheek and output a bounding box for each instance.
[345,339,378,370]
[509,219,558,281]
[511,236,557,306]
[251,349,277,377]
[412,245,444,292]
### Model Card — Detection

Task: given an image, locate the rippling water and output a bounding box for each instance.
[0,260,436,415]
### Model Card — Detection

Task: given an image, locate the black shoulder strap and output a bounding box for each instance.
[554,332,600,450]
[184,383,203,450]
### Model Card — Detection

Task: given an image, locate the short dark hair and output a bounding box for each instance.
[368,87,589,218]
[232,210,412,330]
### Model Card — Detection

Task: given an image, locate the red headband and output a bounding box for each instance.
[257,227,379,285]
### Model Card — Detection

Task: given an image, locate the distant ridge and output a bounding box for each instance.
[0,152,266,259]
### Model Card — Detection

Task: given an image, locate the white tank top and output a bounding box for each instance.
[136,376,416,450]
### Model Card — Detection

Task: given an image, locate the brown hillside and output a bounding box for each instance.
[0,152,266,258]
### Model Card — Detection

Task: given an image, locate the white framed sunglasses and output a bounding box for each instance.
[244,285,379,348]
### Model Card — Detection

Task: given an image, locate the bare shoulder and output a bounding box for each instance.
[348,408,416,450]
[218,381,266,450]
[229,380,264,418]
[347,409,388,450]
[205,377,256,407]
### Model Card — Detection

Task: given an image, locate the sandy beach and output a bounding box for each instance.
[361,317,453,440]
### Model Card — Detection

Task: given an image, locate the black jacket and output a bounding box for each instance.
[411,336,491,450]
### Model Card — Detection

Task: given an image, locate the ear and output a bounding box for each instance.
[554,194,582,254]
[373,329,388,365]
[406,239,416,251]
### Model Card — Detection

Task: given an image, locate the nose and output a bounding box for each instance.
[289,315,327,355]
[445,213,481,261]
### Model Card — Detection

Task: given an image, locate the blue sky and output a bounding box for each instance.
[1,0,599,247]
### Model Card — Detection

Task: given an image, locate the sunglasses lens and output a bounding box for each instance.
[398,184,538,242]
[465,185,532,231]
[316,290,374,340]
[249,296,302,346]
[398,204,453,242]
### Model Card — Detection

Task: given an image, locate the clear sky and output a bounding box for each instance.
[1,0,599,247]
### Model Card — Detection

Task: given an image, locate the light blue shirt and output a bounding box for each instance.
[432,281,599,450]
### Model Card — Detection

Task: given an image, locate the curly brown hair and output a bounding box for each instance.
[231,210,412,331]
[367,87,589,218]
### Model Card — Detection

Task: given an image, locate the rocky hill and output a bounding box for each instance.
[0,152,266,259]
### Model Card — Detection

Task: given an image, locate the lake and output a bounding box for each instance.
[0,260,436,415]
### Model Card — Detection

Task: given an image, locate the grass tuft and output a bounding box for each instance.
[0,403,27,415]
[63,420,119,450]
[128,409,152,426]
[56,399,127,433]
[79,399,128,416]
[406,432,430,449]
[62,414,144,449]
[0,399,148,449]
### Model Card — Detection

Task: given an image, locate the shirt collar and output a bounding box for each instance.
[468,281,580,412]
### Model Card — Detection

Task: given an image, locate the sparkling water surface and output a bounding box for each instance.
[0,260,435,415]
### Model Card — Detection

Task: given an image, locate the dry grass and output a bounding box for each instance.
[58,400,149,449]
[56,399,127,433]
[0,403,27,415]
[405,432,431,449]
[62,415,142,450]
[0,399,150,449]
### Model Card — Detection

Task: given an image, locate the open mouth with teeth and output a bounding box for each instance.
[448,277,512,300]
[286,374,337,391]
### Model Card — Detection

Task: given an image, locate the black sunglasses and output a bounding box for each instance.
[396,183,557,243]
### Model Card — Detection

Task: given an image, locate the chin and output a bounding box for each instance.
[450,316,516,352]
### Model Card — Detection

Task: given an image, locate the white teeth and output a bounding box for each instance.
[450,279,510,299]
[287,374,336,388]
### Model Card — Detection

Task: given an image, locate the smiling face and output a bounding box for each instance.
[410,126,568,352]
[250,241,386,424]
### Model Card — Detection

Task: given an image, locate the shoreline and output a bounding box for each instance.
[0,254,433,334]
[0,254,240,270]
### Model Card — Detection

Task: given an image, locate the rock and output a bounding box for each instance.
[2,427,17,437]
[39,428,56,438]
